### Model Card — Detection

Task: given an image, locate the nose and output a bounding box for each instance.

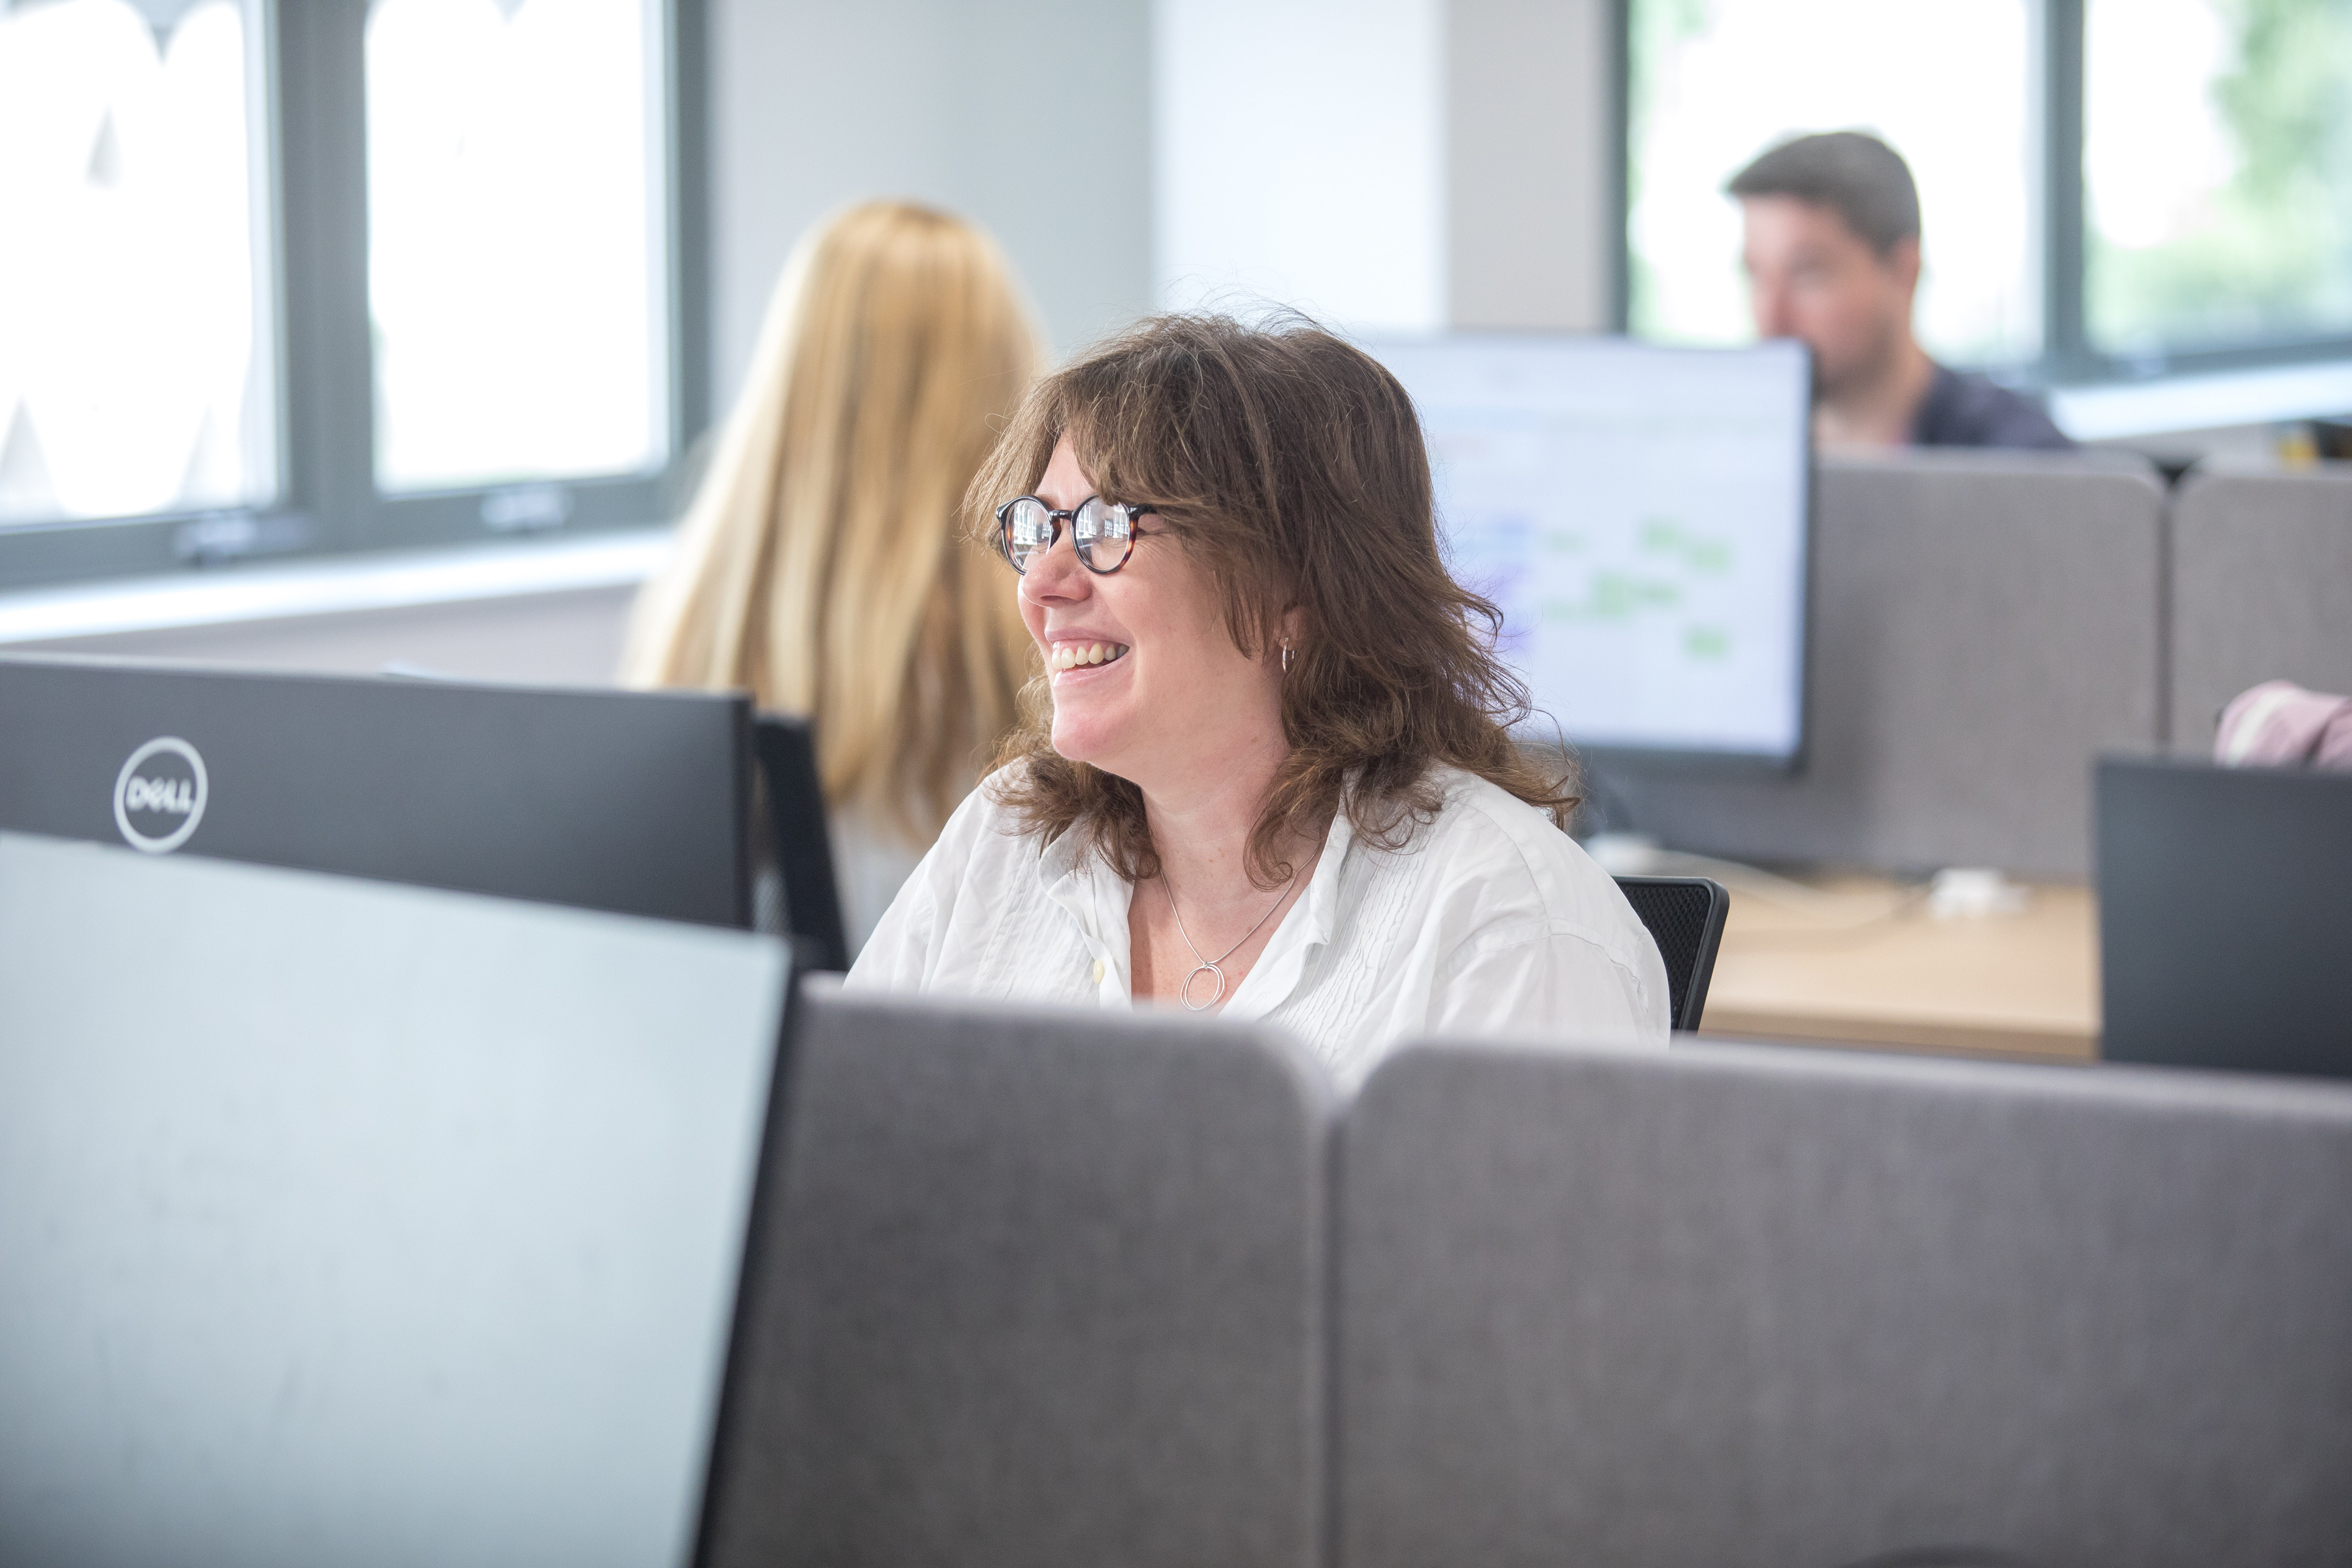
[1017,527,1092,608]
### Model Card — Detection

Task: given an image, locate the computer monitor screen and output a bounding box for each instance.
[0,654,752,927]
[1368,335,1811,762]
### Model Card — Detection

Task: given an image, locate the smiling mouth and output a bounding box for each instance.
[1050,641,1129,672]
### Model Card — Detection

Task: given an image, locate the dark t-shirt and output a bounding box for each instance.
[1910,364,2073,450]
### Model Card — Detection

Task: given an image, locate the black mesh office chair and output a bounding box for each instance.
[1612,875,1729,1032]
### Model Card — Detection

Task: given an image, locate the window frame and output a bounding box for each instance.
[0,0,710,593]
[1614,0,2352,398]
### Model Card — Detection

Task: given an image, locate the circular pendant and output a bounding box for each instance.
[1181,962,1227,1011]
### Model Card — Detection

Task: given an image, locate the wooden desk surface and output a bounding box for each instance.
[1695,875,2100,1061]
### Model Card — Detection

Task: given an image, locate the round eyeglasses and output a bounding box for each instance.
[994,495,1152,575]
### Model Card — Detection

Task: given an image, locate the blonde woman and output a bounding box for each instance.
[623,202,1043,953]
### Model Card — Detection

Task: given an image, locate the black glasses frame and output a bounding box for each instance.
[992,495,1154,576]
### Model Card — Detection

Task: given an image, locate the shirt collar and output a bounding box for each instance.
[1035,823,1132,1000]
[1217,799,1354,1022]
[1030,787,1362,1019]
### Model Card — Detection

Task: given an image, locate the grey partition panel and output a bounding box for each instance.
[2170,463,2352,753]
[1339,1040,2352,1568]
[704,987,1331,1568]
[0,834,787,1568]
[1606,451,2163,877]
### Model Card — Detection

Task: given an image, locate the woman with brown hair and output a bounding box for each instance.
[622,202,1042,952]
[847,313,1667,1082]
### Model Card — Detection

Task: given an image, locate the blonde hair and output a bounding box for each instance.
[623,201,1043,844]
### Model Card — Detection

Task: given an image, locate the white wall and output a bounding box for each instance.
[1153,0,1447,334]
[708,0,1157,411]
[1152,0,1616,337]
[1447,0,1616,332]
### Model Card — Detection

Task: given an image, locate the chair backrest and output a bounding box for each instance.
[1611,874,1727,1030]
[751,713,848,970]
[2169,463,2352,755]
[1337,1037,2352,1568]
[0,832,788,1568]
[700,984,1331,1568]
[1606,451,2164,877]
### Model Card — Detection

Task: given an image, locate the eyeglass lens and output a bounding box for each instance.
[1002,496,1136,574]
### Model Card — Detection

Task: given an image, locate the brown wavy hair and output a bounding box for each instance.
[968,312,1576,889]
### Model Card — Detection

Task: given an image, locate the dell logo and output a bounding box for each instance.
[113,737,208,854]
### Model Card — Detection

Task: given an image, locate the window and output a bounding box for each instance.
[1629,0,2040,368]
[0,0,705,592]
[1625,0,2352,390]
[0,0,275,527]
[366,0,667,494]
[2084,0,2352,359]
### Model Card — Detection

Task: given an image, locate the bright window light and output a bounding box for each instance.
[365,0,668,495]
[2085,0,2352,357]
[1628,0,2040,370]
[0,0,275,526]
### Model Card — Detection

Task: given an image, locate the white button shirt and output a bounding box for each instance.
[846,764,1671,1086]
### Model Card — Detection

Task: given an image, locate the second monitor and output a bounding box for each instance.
[1369,335,1812,766]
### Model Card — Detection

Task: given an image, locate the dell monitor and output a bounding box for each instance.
[0,653,753,928]
[1368,335,1812,765]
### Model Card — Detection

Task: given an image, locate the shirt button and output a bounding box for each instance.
[1090,958,1105,985]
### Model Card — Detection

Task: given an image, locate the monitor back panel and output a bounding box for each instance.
[0,834,787,1568]
[0,654,749,926]
[2099,755,2352,1076]
[1339,1039,2352,1568]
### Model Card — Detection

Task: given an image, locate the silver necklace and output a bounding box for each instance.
[1160,869,1296,1011]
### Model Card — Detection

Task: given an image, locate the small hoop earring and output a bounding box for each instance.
[1281,640,1294,674]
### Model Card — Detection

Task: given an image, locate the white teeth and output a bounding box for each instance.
[1051,641,1128,671]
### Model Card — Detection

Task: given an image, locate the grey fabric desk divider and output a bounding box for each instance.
[0,833,788,1568]
[1606,451,2163,877]
[1337,1038,2352,1568]
[2169,461,2352,753]
[701,984,1331,1568]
